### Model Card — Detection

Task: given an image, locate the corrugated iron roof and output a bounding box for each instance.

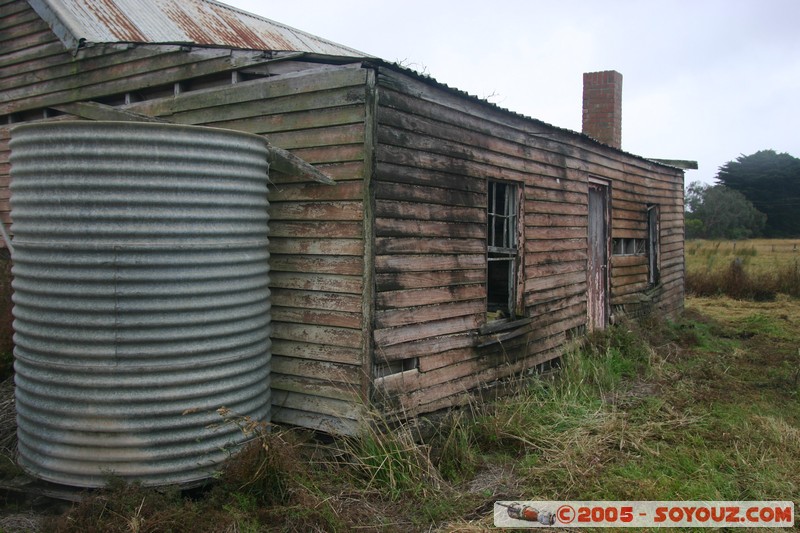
[32,0,369,56]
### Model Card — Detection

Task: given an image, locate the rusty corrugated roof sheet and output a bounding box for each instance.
[32,0,369,56]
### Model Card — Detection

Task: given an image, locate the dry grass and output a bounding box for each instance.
[687,259,800,299]
[0,511,44,532]
[338,417,445,501]
[688,293,800,323]
[686,238,800,273]
[0,376,16,459]
[686,239,800,299]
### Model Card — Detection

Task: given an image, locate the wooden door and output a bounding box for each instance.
[587,182,609,330]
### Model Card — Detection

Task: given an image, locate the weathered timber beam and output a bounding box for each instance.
[478,317,532,336]
[50,102,336,185]
[51,101,165,122]
[476,325,532,348]
[265,142,335,185]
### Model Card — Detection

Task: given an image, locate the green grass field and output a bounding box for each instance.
[686,239,800,299]
[686,238,800,274]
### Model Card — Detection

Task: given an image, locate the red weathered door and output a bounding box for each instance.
[587,181,609,330]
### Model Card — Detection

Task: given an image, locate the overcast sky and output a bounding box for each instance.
[226,0,800,186]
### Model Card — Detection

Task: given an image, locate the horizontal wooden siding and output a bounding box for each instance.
[372,68,684,416]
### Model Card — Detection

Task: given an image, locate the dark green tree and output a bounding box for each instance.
[685,182,766,239]
[716,150,800,237]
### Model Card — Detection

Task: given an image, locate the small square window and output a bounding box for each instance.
[612,238,646,256]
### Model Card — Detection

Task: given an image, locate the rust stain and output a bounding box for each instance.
[58,0,361,55]
[209,4,288,50]
[161,4,215,45]
[161,2,294,50]
[79,0,147,42]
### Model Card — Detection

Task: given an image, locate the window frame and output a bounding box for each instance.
[612,237,646,256]
[647,204,660,286]
[486,180,523,320]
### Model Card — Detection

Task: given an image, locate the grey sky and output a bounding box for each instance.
[226,0,800,186]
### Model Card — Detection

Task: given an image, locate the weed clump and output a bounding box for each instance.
[46,480,202,533]
[773,259,800,297]
[211,410,350,531]
[215,410,297,506]
[340,415,444,501]
[430,411,479,483]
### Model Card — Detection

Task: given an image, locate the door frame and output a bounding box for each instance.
[587,178,611,331]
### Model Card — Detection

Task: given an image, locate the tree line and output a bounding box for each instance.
[685,149,800,239]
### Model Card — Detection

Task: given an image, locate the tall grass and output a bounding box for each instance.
[333,323,691,506]
[460,324,700,498]
[687,258,800,299]
[685,238,800,300]
[339,415,444,501]
[326,324,674,520]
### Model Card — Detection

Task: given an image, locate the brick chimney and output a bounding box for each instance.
[582,70,623,149]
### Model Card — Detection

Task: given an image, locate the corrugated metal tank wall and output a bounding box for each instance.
[8,121,272,488]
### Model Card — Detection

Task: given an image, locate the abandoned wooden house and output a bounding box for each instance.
[1,0,687,435]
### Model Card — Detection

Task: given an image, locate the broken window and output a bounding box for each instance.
[487,181,519,320]
[612,238,645,256]
[647,204,660,285]
[610,206,660,285]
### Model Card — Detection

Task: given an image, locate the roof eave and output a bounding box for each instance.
[369,59,689,173]
[28,0,84,53]
[647,159,698,170]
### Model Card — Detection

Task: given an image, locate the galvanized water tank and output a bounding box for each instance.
[9,121,271,488]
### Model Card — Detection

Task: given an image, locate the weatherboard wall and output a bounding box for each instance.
[371,68,684,415]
